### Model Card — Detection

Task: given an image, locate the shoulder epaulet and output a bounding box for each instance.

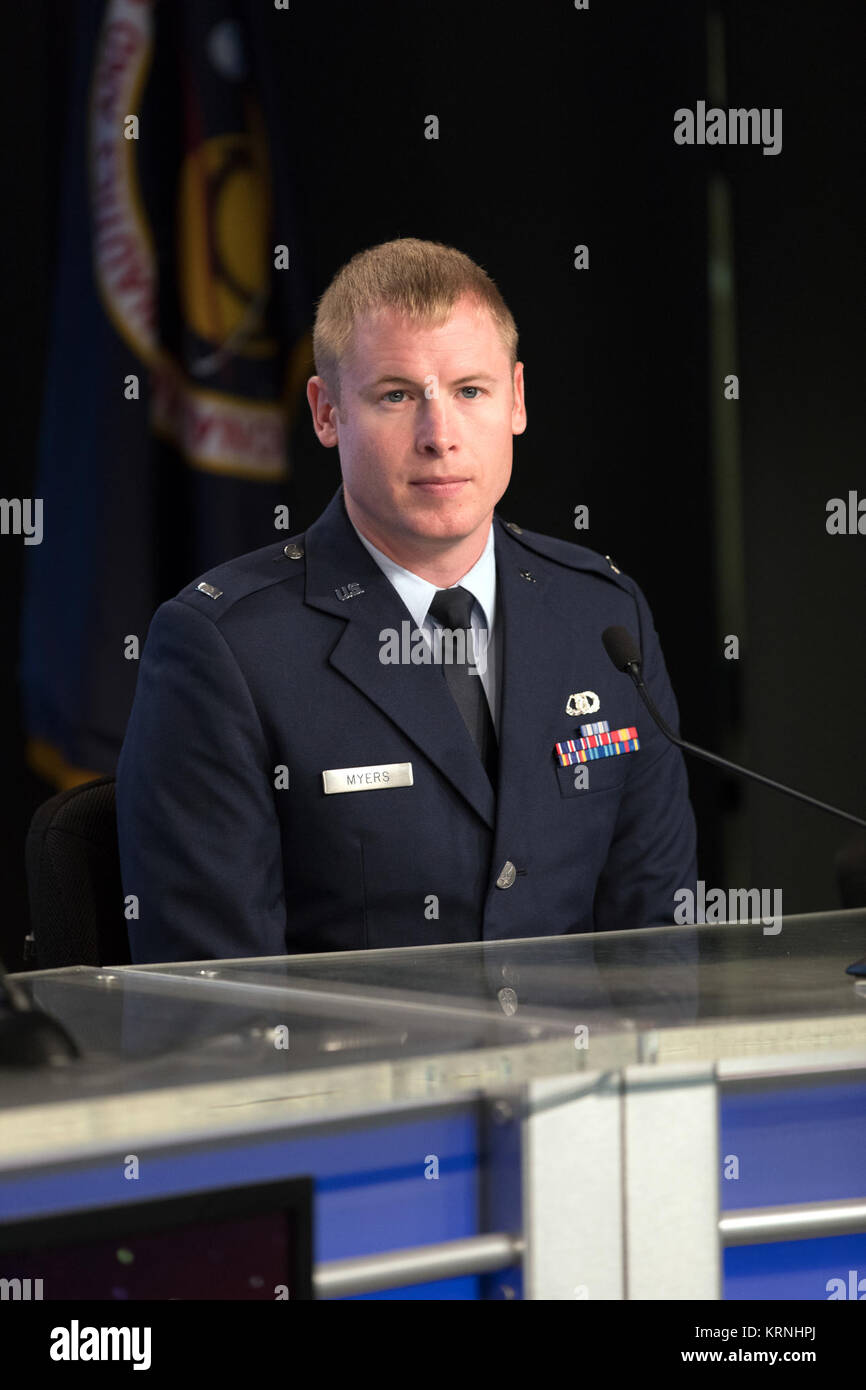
[495,515,633,591]
[177,532,307,615]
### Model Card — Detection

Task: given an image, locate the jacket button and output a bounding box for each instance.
[496,861,517,889]
[284,543,304,559]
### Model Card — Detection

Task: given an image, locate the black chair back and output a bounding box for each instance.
[25,776,130,968]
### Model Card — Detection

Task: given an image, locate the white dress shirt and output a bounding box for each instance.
[348,514,501,733]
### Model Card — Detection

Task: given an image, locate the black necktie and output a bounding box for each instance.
[427,586,498,789]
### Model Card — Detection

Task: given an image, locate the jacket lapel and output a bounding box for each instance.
[491,532,559,822]
[303,487,497,828]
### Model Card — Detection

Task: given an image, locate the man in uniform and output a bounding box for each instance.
[116,238,697,963]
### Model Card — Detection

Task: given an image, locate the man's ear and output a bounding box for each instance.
[511,361,527,435]
[306,376,340,447]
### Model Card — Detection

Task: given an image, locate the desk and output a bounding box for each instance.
[3,910,866,1299]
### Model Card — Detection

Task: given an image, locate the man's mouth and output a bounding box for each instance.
[410,477,469,496]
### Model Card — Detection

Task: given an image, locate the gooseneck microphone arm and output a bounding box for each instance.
[601,625,866,831]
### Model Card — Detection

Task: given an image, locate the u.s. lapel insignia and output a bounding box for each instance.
[566,690,600,717]
[335,582,365,601]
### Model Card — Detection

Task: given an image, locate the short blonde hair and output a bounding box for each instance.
[313,237,518,399]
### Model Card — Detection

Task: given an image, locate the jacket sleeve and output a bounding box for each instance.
[591,577,699,932]
[115,597,287,963]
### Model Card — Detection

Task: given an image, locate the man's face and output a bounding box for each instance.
[308,295,526,555]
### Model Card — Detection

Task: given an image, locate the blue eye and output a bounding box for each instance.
[381,385,483,402]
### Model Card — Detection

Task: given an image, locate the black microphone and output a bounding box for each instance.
[602,625,866,830]
[0,957,80,1067]
[602,625,866,975]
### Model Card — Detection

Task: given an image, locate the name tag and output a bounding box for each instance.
[322,762,414,795]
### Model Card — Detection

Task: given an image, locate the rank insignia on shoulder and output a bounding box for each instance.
[604,555,621,574]
[554,726,640,766]
[196,582,223,600]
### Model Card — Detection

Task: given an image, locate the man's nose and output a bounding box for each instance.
[416,396,457,454]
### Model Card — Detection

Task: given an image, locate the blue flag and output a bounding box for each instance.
[21,0,310,786]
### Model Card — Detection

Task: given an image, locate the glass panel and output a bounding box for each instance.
[121,910,866,1036]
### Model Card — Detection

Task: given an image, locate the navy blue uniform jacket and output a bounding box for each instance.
[116,486,698,962]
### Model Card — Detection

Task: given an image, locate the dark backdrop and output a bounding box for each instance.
[2,0,863,971]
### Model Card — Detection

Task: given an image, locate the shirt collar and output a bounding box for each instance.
[349,514,497,632]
